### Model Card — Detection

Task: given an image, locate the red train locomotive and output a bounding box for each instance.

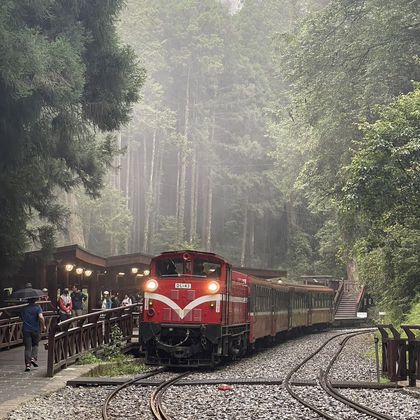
[139,250,334,367]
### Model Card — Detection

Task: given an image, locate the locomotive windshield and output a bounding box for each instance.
[156,257,221,278]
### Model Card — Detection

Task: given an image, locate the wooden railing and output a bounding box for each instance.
[356,286,366,312]
[343,281,361,293]
[0,302,57,350]
[46,303,140,377]
[333,281,344,316]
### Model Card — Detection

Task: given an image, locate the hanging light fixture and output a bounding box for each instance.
[65,264,74,272]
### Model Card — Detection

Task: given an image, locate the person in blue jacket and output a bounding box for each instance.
[20,297,46,372]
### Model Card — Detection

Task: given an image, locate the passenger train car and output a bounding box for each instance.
[139,250,334,367]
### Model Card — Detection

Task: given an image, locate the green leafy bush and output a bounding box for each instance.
[102,325,125,360]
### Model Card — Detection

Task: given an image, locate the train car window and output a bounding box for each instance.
[156,258,182,276]
[193,260,221,277]
[156,258,221,278]
[255,286,260,311]
[226,267,231,291]
[249,284,255,312]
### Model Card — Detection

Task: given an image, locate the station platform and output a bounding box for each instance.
[0,341,93,419]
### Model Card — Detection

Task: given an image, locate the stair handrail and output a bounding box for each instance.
[333,281,344,316]
[356,285,366,312]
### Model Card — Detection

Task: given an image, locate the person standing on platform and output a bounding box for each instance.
[111,292,120,308]
[58,288,72,321]
[101,291,112,310]
[20,298,46,372]
[71,286,87,317]
[121,294,132,306]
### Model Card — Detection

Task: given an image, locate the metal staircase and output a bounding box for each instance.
[334,291,359,319]
[334,281,364,323]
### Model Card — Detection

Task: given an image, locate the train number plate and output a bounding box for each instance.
[175,283,191,289]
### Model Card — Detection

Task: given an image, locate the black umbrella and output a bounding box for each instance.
[10,287,45,301]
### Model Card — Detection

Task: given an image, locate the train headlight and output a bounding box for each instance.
[145,279,158,292]
[207,281,220,294]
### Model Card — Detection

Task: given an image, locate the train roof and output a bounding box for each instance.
[237,273,334,293]
[157,250,226,260]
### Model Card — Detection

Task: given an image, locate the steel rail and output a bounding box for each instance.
[284,329,376,420]
[102,367,166,420]
[150,372,191,420]
[319,333,395,420]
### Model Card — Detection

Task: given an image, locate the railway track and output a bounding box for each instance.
[284,329,395,420]
[102,368,190,420]
[102,367,166,420]
[150,372,191,420]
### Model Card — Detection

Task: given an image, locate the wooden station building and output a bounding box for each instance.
[0,244,152,311]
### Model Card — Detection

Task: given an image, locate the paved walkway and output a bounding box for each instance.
[0,341,93,419]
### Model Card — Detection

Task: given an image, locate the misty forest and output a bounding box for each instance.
[0,0,419,323]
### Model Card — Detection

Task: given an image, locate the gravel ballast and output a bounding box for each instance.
[7,329,420,419]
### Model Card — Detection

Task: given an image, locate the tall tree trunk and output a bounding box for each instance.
[189,147,197,243]
[178,148,187,243]
[204,105,216,251]
[129,142,137,252]
[125,131,131,202]
[175,150,180,222]
[205,170,213,251]
[192,154,199,242]
[240,198,249,267]
[177,65,191,243]
[249,211,255,265]
[139,135,147,251]
[65,192,86,247]
[116,131,122,191]
[143,128,157,253]
[124,133,131,251]
[151,145,163,252]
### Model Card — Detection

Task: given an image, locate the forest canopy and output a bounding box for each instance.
[0,0,144,273]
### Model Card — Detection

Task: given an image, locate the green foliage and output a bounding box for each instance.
[314,219,346,277]
[286,228,315,278]
[341,87,420,322]
[78,352,102,365]
[102,325,126,360]
[270,0,420,283]
[268,0,420,276]
[405,296,420,325]
[84,354,147,377]
[78,325,147,377]
[343,86,420,231]
[79,350,147,377]
[151,216,200,254]
[0,0,144,274]
[76,185,133,256]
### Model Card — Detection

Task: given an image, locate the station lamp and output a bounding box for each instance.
[75,267,84,275]
[65,264,74,272]
[84,269,93,277]
[131,267,139,274]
